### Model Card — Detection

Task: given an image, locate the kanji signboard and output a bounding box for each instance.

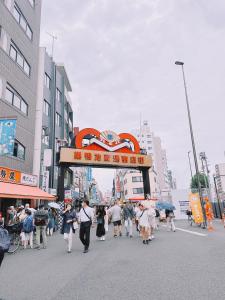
[0,167,21,184]
[60,148,152,168]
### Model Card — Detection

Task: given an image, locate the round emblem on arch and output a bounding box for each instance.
[100,130,120,145]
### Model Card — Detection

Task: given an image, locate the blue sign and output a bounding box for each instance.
[0,119,17,156]
[87,167,93,182]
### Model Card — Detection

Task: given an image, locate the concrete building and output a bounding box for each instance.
[0,0,42,173]
[132,120,171,199]
[33,48,74,192]
[215,163,225,202]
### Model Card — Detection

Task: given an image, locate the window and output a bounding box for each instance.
[147,141,152,144]
[13,140,25,160]
[9,41,31,76]
[28,0,35,7]
[43,100,50,116]
[133,188,144,194]
[148,147,152,150]
[42,128,49,145]
[13,3,33,40]
[56,113,62,127]
[56,88,61,102]
[132,176,143,183]
[5,84,28,115]
[44,73,51,89]
[147,135,151,138]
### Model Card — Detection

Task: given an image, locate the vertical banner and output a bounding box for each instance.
[0,119,17,156]
[189,193,204,224]
[42,170,49,192]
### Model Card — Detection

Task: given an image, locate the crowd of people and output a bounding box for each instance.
[0,199,176,266]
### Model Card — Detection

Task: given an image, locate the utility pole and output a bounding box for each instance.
[46,32,57,58]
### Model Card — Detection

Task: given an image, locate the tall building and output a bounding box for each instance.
[0,0,42,173]
[33,48,74,192]
[215,163,225,202]
[133,120,171,196]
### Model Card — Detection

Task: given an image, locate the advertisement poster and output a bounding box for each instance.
[0,119,17,156]
[189,193,204,224]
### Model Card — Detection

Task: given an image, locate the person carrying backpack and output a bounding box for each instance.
[0,219,10,267]
[34,205,49,250]
[23,209,34,249]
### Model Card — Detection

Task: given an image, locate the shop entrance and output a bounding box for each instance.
[57,128,152,203]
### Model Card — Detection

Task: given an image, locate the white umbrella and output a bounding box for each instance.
[48,202,60,209]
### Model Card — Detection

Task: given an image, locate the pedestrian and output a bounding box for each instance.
[61,204,77,253]
[123,202,135,238]
[79,200,94,253]
[104,207,109,233]
[34,205,49,249]
[134,203,141,233]
[47,208,55,236]
[148,205,156,241]
[0,219,10,268]
[23,209,34,249]
[138,204,150,245]
[96,206,106,241]
[108,200,122,237]
[165,209,176,232]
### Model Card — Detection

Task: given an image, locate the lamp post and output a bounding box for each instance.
[175,61,206,226]
[188,151,193,178]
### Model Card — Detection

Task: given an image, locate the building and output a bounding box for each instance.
[132,120,172,199]
[33,48,74,193]
[0,0,42,173]
[168,170,177,190]
[215,163,225,202]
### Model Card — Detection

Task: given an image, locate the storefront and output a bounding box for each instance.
[0,166,56,221]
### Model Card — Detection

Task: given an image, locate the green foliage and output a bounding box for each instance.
[191,173,209,190]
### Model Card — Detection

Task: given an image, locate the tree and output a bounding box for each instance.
[191,173,209,191]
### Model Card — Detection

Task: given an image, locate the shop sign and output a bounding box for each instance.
[21,173,38,187]
[60,148,151,168]
[42,170,49,192]
[189,193,204,224]
[0,166,21,184]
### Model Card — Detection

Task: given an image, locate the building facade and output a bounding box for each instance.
[33,48,74,192]
[0,0,42,173]
[215,163,225,202]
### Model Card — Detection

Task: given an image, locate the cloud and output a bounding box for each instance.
[40,0,225,191]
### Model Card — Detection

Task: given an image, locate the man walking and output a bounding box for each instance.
[123,202,135,238]
[79,200,94,253]
[34,205,48,249]
[108,200,122,237]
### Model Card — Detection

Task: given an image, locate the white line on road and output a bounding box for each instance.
[162,225,207,237]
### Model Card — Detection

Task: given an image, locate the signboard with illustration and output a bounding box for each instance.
[60,128,152,168]
[0,166,37,187]
[189,193,204,224]
[0,119,17,156]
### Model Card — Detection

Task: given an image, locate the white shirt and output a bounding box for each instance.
[138,209,150,227]
[79,206,94,223]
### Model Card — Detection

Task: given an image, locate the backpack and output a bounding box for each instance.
[34,212,47,226]
[0,227,11,252]
[23,216,34,233]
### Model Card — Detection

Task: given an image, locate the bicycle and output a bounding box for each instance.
[5,223,21,254]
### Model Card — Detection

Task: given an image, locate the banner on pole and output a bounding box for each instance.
[189,193,204,224]
[0,119,17,156]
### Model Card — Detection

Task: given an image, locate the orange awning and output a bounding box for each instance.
[0,182,56,201]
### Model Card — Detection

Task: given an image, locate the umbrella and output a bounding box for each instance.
[48,202,60,210]
[156,202,176,211]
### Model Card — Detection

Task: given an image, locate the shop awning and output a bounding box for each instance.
[0,182,56,200]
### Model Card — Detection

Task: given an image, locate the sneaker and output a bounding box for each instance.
[114,234,117,238]
[119,232,122,237]
[130,235,133,238]
[68,250,71,253]
[146,240,149,245]
[83,249,89,253]
[143,240,146,244]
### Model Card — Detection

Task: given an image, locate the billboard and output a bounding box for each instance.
[0,119,17,156]
[189,193,204,224]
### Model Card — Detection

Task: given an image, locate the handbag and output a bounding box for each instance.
[73,221,79,230]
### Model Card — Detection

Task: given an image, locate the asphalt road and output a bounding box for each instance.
[1,220,225,300]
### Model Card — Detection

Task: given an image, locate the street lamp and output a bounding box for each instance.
[188,151,193,178]
[175,61,206,226]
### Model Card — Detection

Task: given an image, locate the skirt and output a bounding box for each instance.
[96,223,105,237]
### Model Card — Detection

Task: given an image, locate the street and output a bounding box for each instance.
[1,221,225,300]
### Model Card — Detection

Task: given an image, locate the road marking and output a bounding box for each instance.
[162,225,207,237]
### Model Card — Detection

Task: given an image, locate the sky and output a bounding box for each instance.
[40,0,225,192]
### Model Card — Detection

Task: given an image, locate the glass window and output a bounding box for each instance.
[132,176,143,182]
[13,140,25,160]
[133,188,144,194]
[5,88,13,104]
[16,52,24,68]
[9,45,17,61]
[43,100,50,116]
[26,25,32,40]
[13,94,21,109]
[13,6,20,22]
[56,88,61,102]
[23,61,30,76]
[28,0,35,7]
[45,73,51,89]
[21,100,28,114]
[20,16,27,31]
[56,113,62,126]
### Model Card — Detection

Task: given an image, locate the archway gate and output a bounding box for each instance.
[57,128,152,202]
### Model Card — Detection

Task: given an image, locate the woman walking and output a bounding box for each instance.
[61,204,77,253]
[138,204,150,245]
[47,208,55,236]
[96,206,106,241]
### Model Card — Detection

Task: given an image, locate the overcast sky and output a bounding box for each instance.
[40,0,225,192]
